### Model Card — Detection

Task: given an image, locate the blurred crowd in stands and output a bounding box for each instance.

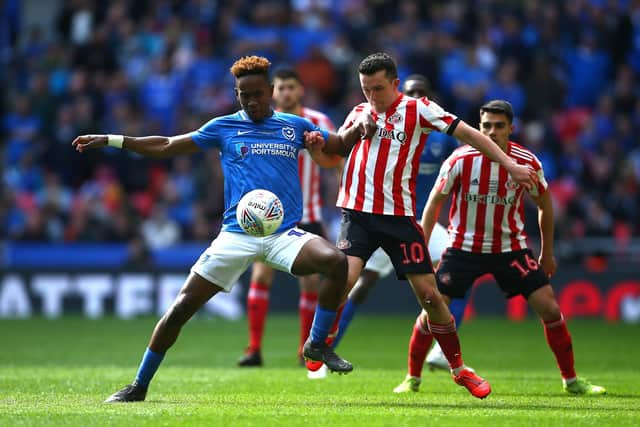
[1,0,639,258]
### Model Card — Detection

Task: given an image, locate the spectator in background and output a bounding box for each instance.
[56,0,95,46]
[102,71,133,128]
[230,1,287,61]
[123,234,154,271]
[36,170,72,215]
[296,46,338,104]
[165,157,197,227]
[105,206,138,242]
[524,54,564,120]
[0,0,21,67]
[614,114,635,153]
[139,54,184,135]
[522,121,558,182]
[46,104,81,185]
[564,31,611,107]
[447,47,490,122]
[485,59,525,116]
[141,203,181,250]
[186,41,226,95]
[606,181,637,227]
[16,210,48,242]
[583,199,614,238]
[28,71,57,136]
[3,96,42,165]
[611,64,638,114]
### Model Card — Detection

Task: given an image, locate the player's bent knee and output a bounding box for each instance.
[420,287,443,307]
[318,248,348,277]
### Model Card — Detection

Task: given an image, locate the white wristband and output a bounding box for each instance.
[107,134,124,149]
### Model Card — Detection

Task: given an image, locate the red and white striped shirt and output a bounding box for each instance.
[434,141,548,253]
[337,95,457,216]
[299,107,335,223]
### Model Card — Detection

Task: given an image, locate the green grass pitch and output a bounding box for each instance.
[1,315,638,426]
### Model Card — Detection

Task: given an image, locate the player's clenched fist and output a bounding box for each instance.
[303,130,325,151]
[355,113,377,140]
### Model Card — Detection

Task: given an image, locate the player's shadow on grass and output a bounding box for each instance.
[137,397,633,413]
[323,400,632,413]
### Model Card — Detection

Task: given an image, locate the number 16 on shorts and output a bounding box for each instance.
[510,253,539,277]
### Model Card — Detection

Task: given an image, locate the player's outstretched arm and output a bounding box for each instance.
[531,190,557,278]
[303,130,343,168]
[304,114,375,166]
[72,133,200,158]
[452,121,536,190]
[323,113,376,157]
[420,188,449,244]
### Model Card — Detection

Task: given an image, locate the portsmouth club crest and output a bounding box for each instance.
[235,142,249,159]
[282,126,296,141]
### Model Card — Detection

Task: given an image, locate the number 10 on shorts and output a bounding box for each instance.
[400,242,425,265]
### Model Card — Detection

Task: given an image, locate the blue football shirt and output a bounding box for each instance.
[191,110,329,234]
[415,132,459,215]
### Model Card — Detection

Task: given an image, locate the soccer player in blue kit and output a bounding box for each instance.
[331,74,469,373]
[72,56,365,402]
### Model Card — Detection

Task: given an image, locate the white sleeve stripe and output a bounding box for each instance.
[511,146,533,158]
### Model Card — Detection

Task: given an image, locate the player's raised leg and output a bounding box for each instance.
[527,284,606,395]
[238,262,274,367]
[105,272,222,402]
[407,273,491,399]
[282,234,353,373]
[307,254,366,370]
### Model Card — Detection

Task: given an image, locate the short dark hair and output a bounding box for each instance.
[480,100,514,123]
[273,68,301,82]
[358,52,398,80]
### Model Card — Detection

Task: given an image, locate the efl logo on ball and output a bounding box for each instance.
[236,189,284,237]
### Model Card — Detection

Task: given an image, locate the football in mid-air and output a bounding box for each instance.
[236,189,284,237]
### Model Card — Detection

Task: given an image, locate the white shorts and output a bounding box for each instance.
[191,228,319,292]
[363,222,449,277]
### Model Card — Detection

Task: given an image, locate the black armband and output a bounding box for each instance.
[446,118,461,136]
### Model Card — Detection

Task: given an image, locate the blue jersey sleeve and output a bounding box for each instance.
[292,114,329,144]
[190,117,222,149]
